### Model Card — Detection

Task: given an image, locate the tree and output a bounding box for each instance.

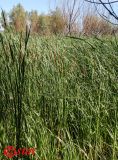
[10,3,27,32]
[84,0,118,23]
[83,14,112,35]
[38,14,51,35]
[61,0,82,35]
[29,10,39,33]
[50,7,66,35]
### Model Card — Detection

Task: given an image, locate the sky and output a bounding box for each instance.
[0,0,57,14]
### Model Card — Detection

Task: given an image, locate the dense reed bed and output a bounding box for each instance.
[0,31,118,160]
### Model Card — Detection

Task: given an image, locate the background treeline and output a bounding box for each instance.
[0,3,118,36]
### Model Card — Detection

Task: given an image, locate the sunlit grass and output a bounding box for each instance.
[0,31,118,160]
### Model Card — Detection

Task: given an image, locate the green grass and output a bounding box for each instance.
[0,31,118,160]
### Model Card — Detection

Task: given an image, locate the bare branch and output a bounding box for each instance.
[84,0,118,21]
[85,0,118,4]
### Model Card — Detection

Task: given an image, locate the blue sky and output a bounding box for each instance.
[0,0,57,13]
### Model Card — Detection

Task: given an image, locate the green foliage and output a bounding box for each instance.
[50,7,66,35]
[10,3,27,32]
[29,10,39,33]
[38,14,51,35]
[0,31,118,160]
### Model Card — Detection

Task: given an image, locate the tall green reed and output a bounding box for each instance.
[0,11,31,159]
[0,17,118,160]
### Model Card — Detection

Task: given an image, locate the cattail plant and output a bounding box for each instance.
[0,10,31,160]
